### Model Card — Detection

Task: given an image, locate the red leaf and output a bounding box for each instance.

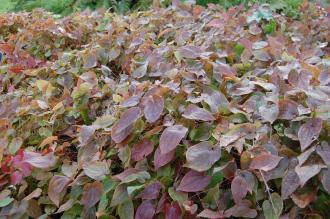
[144,94,164,123]
[48,175,71,207]
[9,65,24,74]
[135,200,155,219]
[82,181,103,208]
[177,170,211,192]
[249,154,282,172]
[159,125,188,154]
[182,104,215,121]
[131,139,154,161]
[165,202,181,219]
[111,107,142,143]
[298,118,322,151]
[154,147,175,170]
[231,175,249,204]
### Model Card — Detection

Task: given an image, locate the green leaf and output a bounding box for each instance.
[8,137,23,154]
[168,187,188,203]
[127,185,144,196]
[118,199,134,219]
[0,197,14,207]
[264,20,277,34]
[263,193,283,219]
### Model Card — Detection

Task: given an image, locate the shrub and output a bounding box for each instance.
[0,1,330,219]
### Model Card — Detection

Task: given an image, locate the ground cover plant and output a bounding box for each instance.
[0,1,330,218]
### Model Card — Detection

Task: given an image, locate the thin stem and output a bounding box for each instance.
[259,169,276,213]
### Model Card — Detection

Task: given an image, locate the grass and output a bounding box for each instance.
[0,0,14,13]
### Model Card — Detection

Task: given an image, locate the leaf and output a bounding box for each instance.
[114,168,150,183]
[132,63,148,78]
[165,202,181,219]
[298,118,323,151]
[111,107,142,143]
[0,197,14,207]
[197,209,225,219]
[182,104,215,121]
[144,95,164,123]
[262,193,283,219]
[168,187,188,203]
[295,164,323,186]
[39,136,58,148]
[118,199,134,219]
[316,142,330,165]
[225,201,257,218]
[83,161,110,180]
[154,147,175,169]
[278,99,299,120]
[24,151,57,169]
[185,142,221,172]
[253,50,271,61]
[321,169,330,195]
[231,175,249,203]
[137,181,163,200]
[291,186,317,208]
[131,139,154,161]
[159,125,188,154]
[82,181,103,208]
[9,137,23,154]
[48,175,71,207]
[281,170,300,199]
[177,45,201,59]
[110,185,129,207]
[78,125,96,145]
[135,200,155,219]
[249,154,282,172]
[177,170,211,192]
[83,52,97,69]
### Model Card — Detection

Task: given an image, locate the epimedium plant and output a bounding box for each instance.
[0,1,330,219]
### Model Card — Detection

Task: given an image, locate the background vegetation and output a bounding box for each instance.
[0,0,328,16]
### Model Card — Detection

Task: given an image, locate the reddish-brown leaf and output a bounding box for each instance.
[177,170,211,192]
[48,175,71,207]
[131,139,154,161]
[249,154,282,172]
[81,181,103,208]
[111,107,142,143]
[154,147,175,170]
[182,104,215,121]
[159,125,188,154]
[231,175,249,204]
[165,202,181,219]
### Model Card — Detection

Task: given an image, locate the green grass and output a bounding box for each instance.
[0,0,14,13]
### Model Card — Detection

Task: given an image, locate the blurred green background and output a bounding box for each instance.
[0,0,329,16]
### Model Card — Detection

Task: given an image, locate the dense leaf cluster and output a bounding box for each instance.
[0,1,330,218]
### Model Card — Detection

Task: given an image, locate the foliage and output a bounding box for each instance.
[7,0,329,17]
[0,1,330,219]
